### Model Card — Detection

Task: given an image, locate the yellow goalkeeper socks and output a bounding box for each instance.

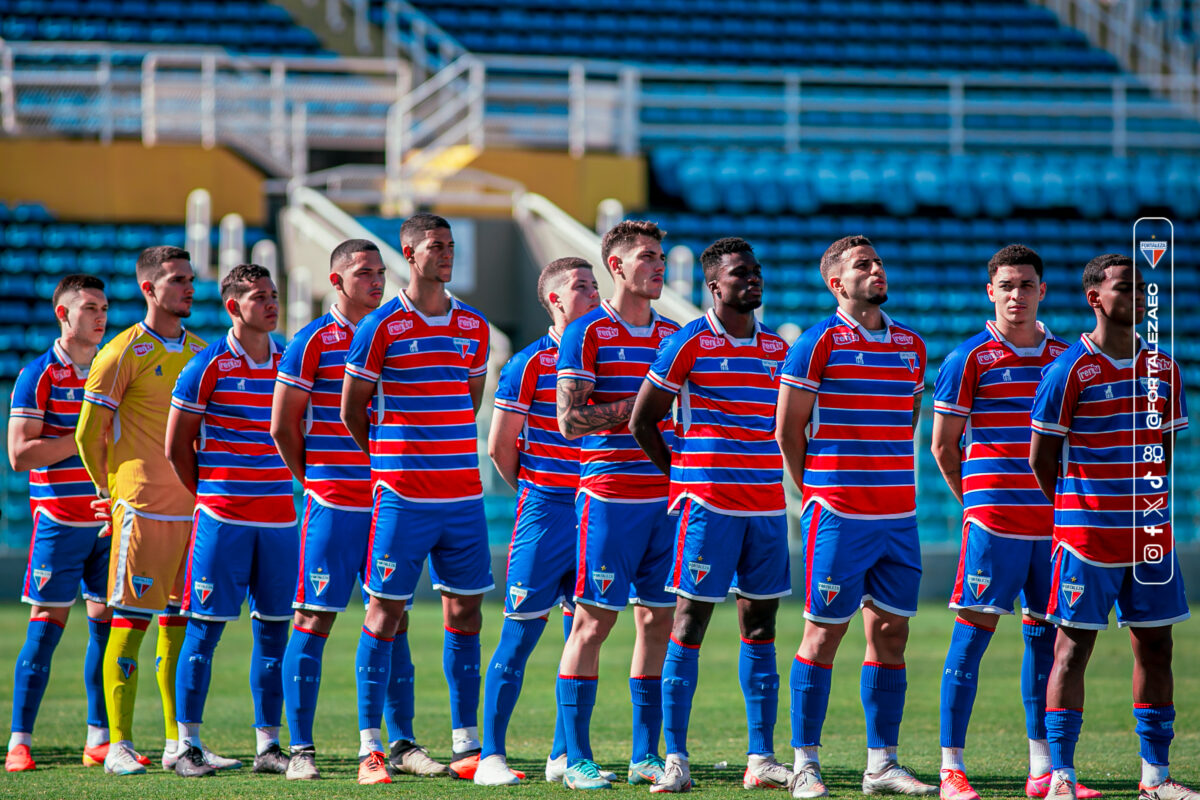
[156,615,188,741]
[104,614,151,743]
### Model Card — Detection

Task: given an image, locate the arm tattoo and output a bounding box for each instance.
[557,378,635,437]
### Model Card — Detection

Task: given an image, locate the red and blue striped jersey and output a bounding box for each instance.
[933,321,1069,538]
[646,309,787,516]
[171,331,296,526]
[277,305,372,511]
[557,299,680,502]
[344,292,490,502]
[780,308,926,519]
[10,341,95,524]
[1031,334,1187,566]
[494,327,579,497]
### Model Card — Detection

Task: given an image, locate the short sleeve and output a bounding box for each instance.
[83,340,131,412]
[933,344,975,417]
[1166,358,1189,434]
[557,317,596,385]
[1031,359,1076,438]
[780,324,829,393]
[494,349,534,414]
[645,329,693,396]
[469,321,490,379]
[913,335,927,395]
[10,361,48,420]
[277,327,318,393]
[171,350,214,415]
[345,310,388,383]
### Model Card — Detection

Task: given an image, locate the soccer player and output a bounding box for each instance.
[475,257,600,786]
[164,264,297,777]
[341,213,492,785]
[1030,254,1195,800]
[555,219,681,791]
[776,235,936,799]
[930,245,1102,800]
[629,237,792,794]
[74,246,234,775]
[273,239,443,780]
[6,275,111,772]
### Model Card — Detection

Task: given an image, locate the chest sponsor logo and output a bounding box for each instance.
[132,342,154,357]
[218,358,240,372]
[457,316,480,330]
[309,572,329,596]
[388,319,414,337]
[762,359,779,381]
[193,580,214,605]
[832,331,859,346]
[320,330,344,345]
[976,349,1002,366]
[762,338,785,353]
[375,559,396,584]
[592,569,615,595]
[509,585,528,609]
[1147,354,1171,372]
[966,573,991,599]
[538,352,557,367]
[687,560,711,585]
[32,567,52,591]
[51,366,72,381]
[1077,364,1101,383]
[1061,582,1085,608]
[596,327,619,340]
[892,331,914,346]
[699,335,725,350]
[453,337,472,359]
[657,326,675,338]
[131,575,154,599]
[900,352,918,372]
[817,581,840,606]
[1049,344,1066,358]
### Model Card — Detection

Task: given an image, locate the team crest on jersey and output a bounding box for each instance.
[453,337,472,358]
[321,330,344,345]
[832,331,859,346]
[218,358,240,372]
[131,575,154,598]
[309,572,329,596]
[592,570,615,595]
[132,342,154,357]
[892,331,914,346]
[687,560,711,584]
[762,339,785,353]
[117,657,137,679]
[761,359,779,380]
[194,581,214,605]
[375,559,396,583]
[457,316,480,330]
[966,574,991,599]
[596,327,619,340]
[51,366,72,381]
[1049,344,1066,357]
[1076,364,1101,383]
[388,319,414,336]
[509,585,529,608]
[976,349,1002,366]
[1061,582,1085,608]
[1140,238,1168,268]
[900,352,918,372]
[699,335,725,350]
[817,581,840,605]
[32,568,52,590]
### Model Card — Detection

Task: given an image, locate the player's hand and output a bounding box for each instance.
[91,496,112,524]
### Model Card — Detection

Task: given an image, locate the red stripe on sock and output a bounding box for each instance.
[863,661,906,669]
[361,626,393,642]
[112,617,150,631]
[1134,703,1173,709]
[1046,707,1084,713]
[294,626,329,638]
[558,674,598,681]
[158,615,188,627]
[87,617,111,625]
[955,618,996,632]
[741,637,775,645]
[669,635,700,650]
[631,675,661,681]
[1023,619,1050,627]
[444,626,479,636]
[794,655,832,669]
[32,617,66,629]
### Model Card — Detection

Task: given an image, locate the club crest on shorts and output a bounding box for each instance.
[817,581,840,605]
[32,568,51,591]
[376,559,396,584]
[1061,581,1085,608]
[117,657,137,679]
[592,569,615,595]
[687,560,711,584]
[194,581,214,605]
[131,575,154,599]
[967,573,991,599]
[309,572,329,596]
[509,585,528,608]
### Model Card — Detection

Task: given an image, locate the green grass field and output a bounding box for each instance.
[0,600,1195,800]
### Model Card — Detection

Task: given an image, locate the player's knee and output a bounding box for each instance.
[443,595,483,633]
[1131,627,1173,672]
[739,599,778,642]
[293,608,335,634]
[1053,630,1095,674]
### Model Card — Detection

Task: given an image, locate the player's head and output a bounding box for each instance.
[819,235,885,306]
[1083,253,1142,327]
[221,264,279,333]
[986,244,1045,326]
[136,245,194,319]
[52,273,108,346]
[537,257,600,327]
[700,237,762,314]
[399,213,453,285]
[330,238,385,311]
[600,220,665,300]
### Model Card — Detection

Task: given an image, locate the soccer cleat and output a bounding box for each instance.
[286,747,320,780]
[863,762,938,796]
[564,759,614,790]
[83,742,108,767]
[548,754,617,783]
[1140,779,1200,800]
[252,743,289,774]
[449,748,482,780]
[162,740,178,770]
[163,741,242,771]
[650,754,692,794]
[1027,773,1103,799]
[358,750,392,785]
[474,753,522,786]
[389,740,449,777]
[1047,774,1077,800]
[629,754,667,785]
[791,763,829,799]
[104,741,147,775]
[745,754,792,790]
[5,744,35,772]
[202,746,243,771]
[940,769,981,800]
[173,745,216,778]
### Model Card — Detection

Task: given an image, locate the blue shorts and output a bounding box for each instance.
[181,509,300,622]
[1046,544,1190,630]
[800,502,922,624]
[504,486,577,619]
[366,487,494,601]
[574,493,674,611]
[22,510,108,607]
[949,522,1051,618]
[294,494,371,613]
[667,499,790,603]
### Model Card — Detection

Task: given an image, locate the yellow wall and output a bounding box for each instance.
[0,139,265,225]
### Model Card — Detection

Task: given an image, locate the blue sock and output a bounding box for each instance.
[176,619,225,724]
[250,618,288,728]
[84,617,110,727]
[557,674,598,764]
[550,612,573,760]
[790,656,832,747]
[740,638,779,757]
[1133,704,1174,766]
[630,675,663,762]
[1022,620,1054,741]
[939,619,994,748]
[356,627,393,731]
[481,617,546,758]
[10,618,65,733]
[1046,708,1083,770]
[861,662,907,749]
[383,631,415,743]
[444,627,481,731]
[661,639,700,758]
[282,626,327,748]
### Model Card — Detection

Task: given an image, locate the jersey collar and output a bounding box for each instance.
[330,303,356,333]
[1080,332,1146,365]
[600,298,660,336]
[835,307,894,341]
[51,339,89,379]
[704,308,760,347]
[138,321,187,353]
[548,326,562,345]
[225,329,278,370]
[985,319,1053,357]
[398,289,457,325]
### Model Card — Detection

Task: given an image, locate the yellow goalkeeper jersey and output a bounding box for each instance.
[77,321,207,515]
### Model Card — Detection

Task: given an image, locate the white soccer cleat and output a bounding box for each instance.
[745,754,792,790]
[1140,779,1200,800]
[1048,774,1078,800]
[650,754,692,793]
[104,741,147,776]
[862,762,938,796]
[474,754,522,786]
[791,763,829,799]
[547,754,617,784]
[163,740,242,772]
